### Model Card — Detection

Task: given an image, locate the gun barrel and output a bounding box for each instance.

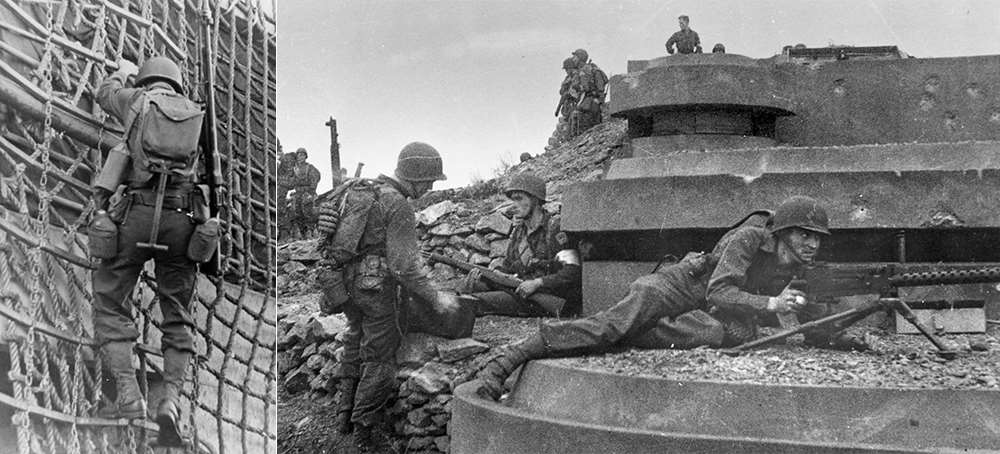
[890,267,1000,287]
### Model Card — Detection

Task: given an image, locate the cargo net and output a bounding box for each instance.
[0,0,276,453]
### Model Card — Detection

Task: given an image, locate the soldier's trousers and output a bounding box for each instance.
[538,261,723,354]
[338,262,401,426]
[471,291,554,317]
[92,203,197,354]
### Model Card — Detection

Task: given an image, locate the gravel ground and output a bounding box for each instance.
[563,325,1000,390]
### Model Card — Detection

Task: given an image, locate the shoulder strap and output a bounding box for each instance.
[122,91,150,141]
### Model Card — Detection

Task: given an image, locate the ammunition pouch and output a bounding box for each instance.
[107,191,133,224]
[577,96,602,113]
[318,264,350,315]
[356,255,387,292]
[189,185,211,223]
[186,217,219,263]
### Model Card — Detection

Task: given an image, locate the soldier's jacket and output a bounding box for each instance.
[351,175,439,304]
[704,226,803,316]
[500,211,582,305]
[665,28,701,54]
[96,74,190,189]
[574,63,605,98]
[292,163,321,194]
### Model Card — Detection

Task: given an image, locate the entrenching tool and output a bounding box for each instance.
[136,160,176,252]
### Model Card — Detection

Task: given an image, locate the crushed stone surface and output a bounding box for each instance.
[560,326,1000,390]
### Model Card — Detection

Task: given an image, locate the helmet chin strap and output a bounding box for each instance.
[777,234,809,266]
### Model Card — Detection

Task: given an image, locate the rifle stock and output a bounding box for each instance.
[425,252,566,315]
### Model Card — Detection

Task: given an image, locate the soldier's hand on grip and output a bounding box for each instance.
[317,202,340,236]
[767,284,807,313]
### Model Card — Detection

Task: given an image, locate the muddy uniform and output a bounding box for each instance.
[92,74,197,355]
[336,175,440,426]
[665,29,701,54]
[290,162,321,238]
[535,226,832,353]
[570,62,605,136]
[471,212,582,317]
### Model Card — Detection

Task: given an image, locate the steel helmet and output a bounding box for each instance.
[395,142,447,182]
[136,56,183,93]
[505,173,546,201]
[572,48,589,62]
[562,57,577,70]
[768,196,830,235]
[295,147,308,159]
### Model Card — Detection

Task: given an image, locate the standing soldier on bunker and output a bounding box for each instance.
[665,15,702,55]
[553,57,580,144]
[569,49,608,137]
[458,173,582,318]
[474,196,870,400]
[290,147,321,240]
[89,56,219,446]
[315,142,460,451]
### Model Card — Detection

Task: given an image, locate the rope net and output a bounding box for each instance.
[0,0,277,453]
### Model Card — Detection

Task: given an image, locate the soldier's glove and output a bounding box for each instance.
[115,58,139,79]
[317,202,340,236]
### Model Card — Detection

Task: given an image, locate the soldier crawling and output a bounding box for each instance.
[458,173,582,317]
[475,196,870,400]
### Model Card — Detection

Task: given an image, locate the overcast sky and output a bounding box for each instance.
[277,0,1000,191]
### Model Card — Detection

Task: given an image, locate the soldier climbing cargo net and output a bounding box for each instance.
[0,0,276,453]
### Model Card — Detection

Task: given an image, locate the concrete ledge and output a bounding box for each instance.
[451,361,1000,453]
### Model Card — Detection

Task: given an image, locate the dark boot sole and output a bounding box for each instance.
[155,412,184,447]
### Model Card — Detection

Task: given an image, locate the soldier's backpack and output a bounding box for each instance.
[591,65,608,94]
[124,87,205,180]
[315,178,382,313]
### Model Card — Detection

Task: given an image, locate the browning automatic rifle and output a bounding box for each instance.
[424,252,566,315]
[198,1,224,276]
[726,263,1000,357]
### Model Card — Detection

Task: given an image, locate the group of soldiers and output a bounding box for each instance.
[554,48,608,144]
[552,16,725,145]
[302,138,872,451]
[278,147,322,240]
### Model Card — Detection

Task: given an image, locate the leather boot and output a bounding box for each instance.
[474,334,548,401]
[335,378,358,434]
[155,348,191,447]
[98,342,146,419]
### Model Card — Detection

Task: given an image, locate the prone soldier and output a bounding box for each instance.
[459,173,582,317]
[316,142,459,451]
[90,56,217,446]
[474,196,869,400]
